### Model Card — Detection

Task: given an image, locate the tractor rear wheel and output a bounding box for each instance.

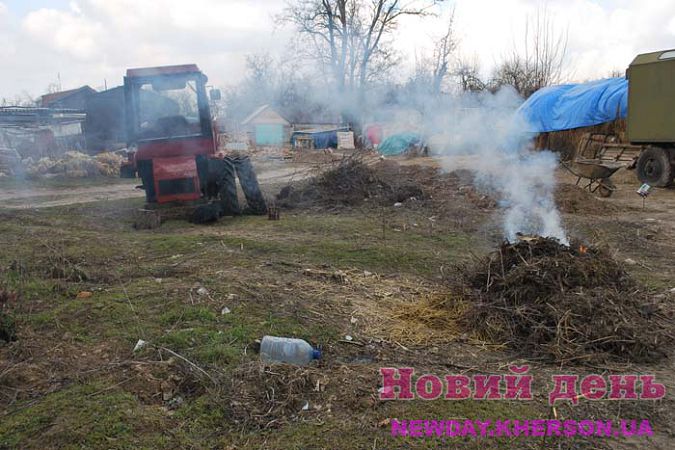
[232,156,267,215]
[218,159,241,216]
[636,147,673,187]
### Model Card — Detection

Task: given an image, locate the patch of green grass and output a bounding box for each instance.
[10,284,154,350]
[222,322,254,342]
[194,341,241,365]
[19,289,135,340]
[26,310,55,329]
[152,301,339,369]
[159,323,251,350]
[147,234,213,255]
[1,277,56,301]
[158,327,209,350]
[157,325,252,367]
[147,213,473,277]
[172,394,227,437]
[254,309,339,344]
[159,306,218,326]
[0,383,172,449]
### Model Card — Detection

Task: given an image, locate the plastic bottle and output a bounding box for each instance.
[260,336,321,366]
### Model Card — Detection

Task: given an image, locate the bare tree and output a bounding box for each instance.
[46,82,61,95]
[453,55,487,92]
[491,55,531,95]
[224,53,277,121]
[406,9,457,97]
[527,7,568,89]
[1,92,36,107]
[429,9,457,95]
[607,69,625,79]
[281,0,444,99]
[245,53,275,87]
[224,53,338,125]
[492,7,568,97]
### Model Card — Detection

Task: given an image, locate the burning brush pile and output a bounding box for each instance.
[462,237,673,363]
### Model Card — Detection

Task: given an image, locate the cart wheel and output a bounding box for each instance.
[597,180,614,198]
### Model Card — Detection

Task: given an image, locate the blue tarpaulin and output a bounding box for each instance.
[517,78,628,133]
[378,132,423,156]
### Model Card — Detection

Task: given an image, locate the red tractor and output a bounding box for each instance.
[120,64,265,222]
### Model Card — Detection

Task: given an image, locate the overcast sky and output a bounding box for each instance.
[0,0,673,100]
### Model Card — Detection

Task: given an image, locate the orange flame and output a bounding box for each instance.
[579,245,588,254]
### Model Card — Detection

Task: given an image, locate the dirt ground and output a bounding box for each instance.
[0,154,673,449]
[0,161,315,209]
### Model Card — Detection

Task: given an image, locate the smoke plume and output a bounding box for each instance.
[408,87,568,244]
[224,57,568,244]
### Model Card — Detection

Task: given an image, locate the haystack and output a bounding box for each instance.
[24,151,123,178]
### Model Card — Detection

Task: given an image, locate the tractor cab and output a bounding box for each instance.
[122,64,216,203]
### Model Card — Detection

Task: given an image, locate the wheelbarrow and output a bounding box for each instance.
[562,159,624,198]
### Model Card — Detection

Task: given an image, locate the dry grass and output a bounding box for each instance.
[346,276,465,346]
[555,183,618,214]
[288,266,466,347]
[382,293,466,346]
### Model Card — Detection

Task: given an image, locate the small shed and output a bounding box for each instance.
[291,127,350,150]
[84,86,126,152]
[242,105,290,146]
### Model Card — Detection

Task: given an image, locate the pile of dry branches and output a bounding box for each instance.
[276,154,425,208]
[314,155,382,205]
[461,237,673,363]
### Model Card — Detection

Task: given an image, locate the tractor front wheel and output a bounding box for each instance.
[636,147,673,187]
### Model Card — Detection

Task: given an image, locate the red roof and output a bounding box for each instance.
[40,86,96,107]
[126,64,201,78]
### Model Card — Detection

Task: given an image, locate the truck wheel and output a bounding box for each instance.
[636,147,673,187]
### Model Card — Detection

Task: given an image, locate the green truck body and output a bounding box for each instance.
[627,49,675,144]
[623,49,675,187]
